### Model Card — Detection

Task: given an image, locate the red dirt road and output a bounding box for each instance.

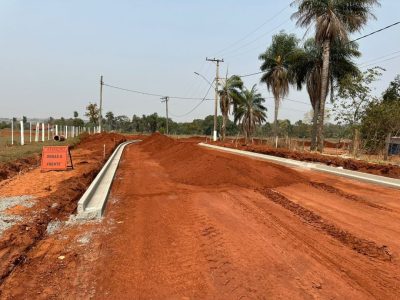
[1,134,400,299]
[92,135,400,298]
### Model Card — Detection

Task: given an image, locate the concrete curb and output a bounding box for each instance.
[199,143,400,190]
[77,140,141,219]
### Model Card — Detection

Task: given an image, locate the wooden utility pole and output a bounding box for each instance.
[384,132,392,161]
[206,57,224,141]
[99,75,103,133]
[161,96,169,135]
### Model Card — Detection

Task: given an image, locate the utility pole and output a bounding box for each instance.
[161,96,169,135]
[99,75,103,133]
[206,57,223,141]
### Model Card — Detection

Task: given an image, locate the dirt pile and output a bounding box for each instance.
[0,132,126,286]
[140,133,306,188]
[213,142,400,179]
[0,156,40,182]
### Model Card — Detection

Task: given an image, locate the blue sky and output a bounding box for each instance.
[1,0,399,123]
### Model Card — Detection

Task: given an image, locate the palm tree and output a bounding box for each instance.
[292,0,380,152]
[291,38,360,150]
[259,31,299,147]
[218,74,243,141]
[233,84,267,143]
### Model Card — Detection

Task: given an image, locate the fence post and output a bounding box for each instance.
[20,120,24,146]
[384,133,392,161]
[41,123,45,142]
[29,122,32,143]
[55,125,58,136]
[11,119,14,145]
[35,122,39,142]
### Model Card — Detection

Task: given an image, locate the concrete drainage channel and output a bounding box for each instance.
[199,143,400,189]
[77,140,141,219]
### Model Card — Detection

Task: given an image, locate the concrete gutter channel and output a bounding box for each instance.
[199,143,400,190]
[77,140,141,219]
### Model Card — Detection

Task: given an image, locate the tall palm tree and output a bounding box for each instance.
[233,84,267,143]
[292,0,380,152]
[259,31,299,147]
[218,74,243,141]
[291,38,360,150]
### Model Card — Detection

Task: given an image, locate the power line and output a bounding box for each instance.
[238,71,264,78]
[214,3,291,55]
[169,80,215,118]
[233,22,400,78]
[222,18,292,57]
[103,83,213,101]
[359,53,400,68]
[349,21,400,44]
[358,49,400,66]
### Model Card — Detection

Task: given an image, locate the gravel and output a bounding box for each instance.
[77,233,92,245]
[46,220,63,235]
[0,195,36,235]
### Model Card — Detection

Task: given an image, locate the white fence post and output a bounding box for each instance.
[35,122,39,142]
[20,120,24,146]
[65,126,68,139]
[47,124,50,140]
[41,123,45,142]
[55,125,58,136]
[29,122,32,143]
[11,119,14,145]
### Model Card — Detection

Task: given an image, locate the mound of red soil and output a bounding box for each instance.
[140,133,306,188]
[0,156,40,182]
[214,142,400,179]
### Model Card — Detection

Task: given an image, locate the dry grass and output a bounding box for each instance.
[0,129,80,163]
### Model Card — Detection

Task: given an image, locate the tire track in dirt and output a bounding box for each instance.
[232,190,400,298]
[309,181,393,211]
[259,188,393,261]
[179,196,253,298]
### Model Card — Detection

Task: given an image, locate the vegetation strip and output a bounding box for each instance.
[259,188,392,261]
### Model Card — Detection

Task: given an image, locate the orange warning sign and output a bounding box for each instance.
[41,146,73,171]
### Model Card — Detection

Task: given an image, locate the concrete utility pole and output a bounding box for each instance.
[161,96,169,135]
[99,75,103,133]
[206,57,224,141]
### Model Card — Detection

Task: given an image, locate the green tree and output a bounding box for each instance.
[334,68,382,155]
[85,103,99,124]
[73,111,78,118]
[382,75,400,103]
[233,85,267,143]
[218,74,243,141]
[361,75,400,153]
[105,111,115,130]
[292,0,380,152]
[259,31,299,146]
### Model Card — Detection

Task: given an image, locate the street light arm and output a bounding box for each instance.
[193,71,216,88]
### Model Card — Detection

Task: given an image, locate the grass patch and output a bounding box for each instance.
[0,137,81,163]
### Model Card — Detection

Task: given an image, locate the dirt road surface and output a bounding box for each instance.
[1,134,400,299]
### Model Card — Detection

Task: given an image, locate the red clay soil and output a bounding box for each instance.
[213,141,400,179]
[0,133,127,292]
[1,133,400,299]
[0,155,40,182]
